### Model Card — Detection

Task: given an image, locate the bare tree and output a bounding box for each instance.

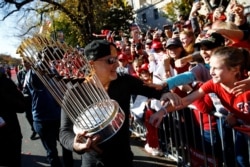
[0,0,134,46]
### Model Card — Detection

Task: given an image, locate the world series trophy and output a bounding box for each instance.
[17,34,125,143]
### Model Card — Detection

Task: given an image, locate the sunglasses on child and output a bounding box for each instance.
[96,57,118,65]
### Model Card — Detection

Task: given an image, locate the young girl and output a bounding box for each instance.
[179,30,196,54]
[138,63,163,156]
[131,58,143,78]
[151,46,250,167]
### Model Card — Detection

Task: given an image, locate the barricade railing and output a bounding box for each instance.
[158,106,250,167]
[129,102,250,167]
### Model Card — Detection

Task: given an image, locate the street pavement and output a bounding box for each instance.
[12,69,177,167]
[18,112,177,167]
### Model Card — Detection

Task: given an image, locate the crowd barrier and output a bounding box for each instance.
[130,105,250,167]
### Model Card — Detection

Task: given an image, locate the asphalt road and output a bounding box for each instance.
[12,69,177,167]
[18,112,177,167]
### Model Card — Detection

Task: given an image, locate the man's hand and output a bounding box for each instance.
[149,92,183,127]
[161,92,182,107]
[73,130,102,154]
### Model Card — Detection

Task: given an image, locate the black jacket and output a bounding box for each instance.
[59,73,164,167]
[0,76,25,140]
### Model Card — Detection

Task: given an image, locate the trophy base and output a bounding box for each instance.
[73,100,125,143]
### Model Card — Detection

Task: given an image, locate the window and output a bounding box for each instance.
[142,13,147,23]
[154,8,159,20]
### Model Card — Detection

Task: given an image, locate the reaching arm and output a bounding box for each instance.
[149,88,205,127]
[175,54,193,68]
[208,28,244,42]
[175,51,202,68]
[144,70,197,91]
[166,71,196,90]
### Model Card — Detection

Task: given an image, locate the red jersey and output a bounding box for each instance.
[201,80,250,135]
[190,83,217,130]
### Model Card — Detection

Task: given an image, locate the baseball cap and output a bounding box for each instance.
[118,53,128,60]
[138,63,149,73]
[84,40,117,61]
[198,33,225,49]
[166,38,183,49]
[151,42,163,49]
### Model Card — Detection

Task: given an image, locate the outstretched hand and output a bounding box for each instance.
[149,92,183,127]
[160,92,183,107]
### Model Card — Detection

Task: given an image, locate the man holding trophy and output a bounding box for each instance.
[59,40,169,167]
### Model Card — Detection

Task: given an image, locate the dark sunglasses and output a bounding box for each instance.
[97,57,118,65]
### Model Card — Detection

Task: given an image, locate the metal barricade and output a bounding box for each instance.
[158,106,250,167]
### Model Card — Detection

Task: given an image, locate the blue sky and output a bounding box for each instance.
[0,11,22,58]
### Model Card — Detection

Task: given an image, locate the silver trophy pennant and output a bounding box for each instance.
[17,35,125,143]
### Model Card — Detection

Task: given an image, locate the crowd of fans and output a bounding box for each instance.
[101,0,250,166]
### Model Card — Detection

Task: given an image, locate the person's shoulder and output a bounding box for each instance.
[190,63,208,71]
[111,73,134,87]
[116,73,142,82]
[191,62,205,67]
[117,72,135,78]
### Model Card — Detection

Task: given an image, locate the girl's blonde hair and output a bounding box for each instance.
[179,30,196,54]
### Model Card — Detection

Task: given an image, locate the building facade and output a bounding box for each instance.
[127,0,250,32]
[127,0,172,32]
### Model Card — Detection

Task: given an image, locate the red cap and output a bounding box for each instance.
[118,53,128,60]
[151,42,162,49]
[138,63,149,73]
